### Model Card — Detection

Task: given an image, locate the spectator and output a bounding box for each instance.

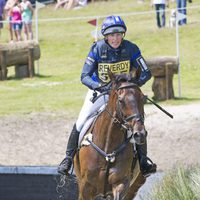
[176,0,187,25]
[63,0,77,9]
[11,0,22,41]
[4,0,15,42]
[152,0,168,28]
[0,0,6,37]
[55,0,87,10]
[20,0,34,40]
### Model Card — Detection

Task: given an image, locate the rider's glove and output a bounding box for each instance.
[95,82,111,93]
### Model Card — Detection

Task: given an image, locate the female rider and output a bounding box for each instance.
[58,15,157,176]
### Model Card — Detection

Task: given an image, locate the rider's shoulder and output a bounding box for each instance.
[123,40,140,52]
[91,39,106,48]
[89,39,107,53]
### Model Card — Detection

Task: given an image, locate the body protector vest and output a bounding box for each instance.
[81,39,151,90]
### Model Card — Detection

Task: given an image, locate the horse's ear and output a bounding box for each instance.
[108,69,115,81]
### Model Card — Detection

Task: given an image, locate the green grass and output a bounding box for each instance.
[148,165,200,200]
[0,0,200,116]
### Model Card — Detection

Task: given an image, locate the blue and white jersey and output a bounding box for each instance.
[81,39,151,90]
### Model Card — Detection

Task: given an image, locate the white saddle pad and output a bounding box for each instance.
[78,104,106,146]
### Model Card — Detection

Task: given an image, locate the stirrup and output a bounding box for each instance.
[140,156,157,177]
[57,156,73,175]
[142,163,157,177]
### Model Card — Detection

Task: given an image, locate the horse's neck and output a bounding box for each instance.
[94,95,125,153]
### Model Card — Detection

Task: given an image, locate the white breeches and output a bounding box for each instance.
[76,89,109,132]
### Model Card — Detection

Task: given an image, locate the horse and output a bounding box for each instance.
[74,73,147,200]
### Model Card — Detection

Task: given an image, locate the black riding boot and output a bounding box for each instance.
[57,124,80,175]
[136,138,157,177]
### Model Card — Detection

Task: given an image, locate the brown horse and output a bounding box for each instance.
[74,73,146,200]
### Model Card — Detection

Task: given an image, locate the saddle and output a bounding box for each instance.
[78,104,106,147]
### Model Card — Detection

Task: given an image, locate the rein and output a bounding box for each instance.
[104,107,143,131]
[104,82,144,130]
[91,83,144,129]
[116,83,144,125]
[90,91,109,103]
[116,83,137,90]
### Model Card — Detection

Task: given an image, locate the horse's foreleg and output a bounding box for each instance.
[79,181,96,200]
[123,172,146,200]
[112,183,126,200]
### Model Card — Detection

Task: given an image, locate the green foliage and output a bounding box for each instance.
[190,169,200,198]
[0,0,200,116]
[149,166,200,200]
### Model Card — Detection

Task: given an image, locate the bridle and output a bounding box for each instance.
[85,81,145,198]
[105,82,144,131]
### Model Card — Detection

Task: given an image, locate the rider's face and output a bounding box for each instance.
[106,33,123,49]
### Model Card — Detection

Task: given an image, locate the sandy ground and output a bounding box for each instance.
[0,103,200,172]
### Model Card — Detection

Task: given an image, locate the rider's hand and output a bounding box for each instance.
[95,83,111,93]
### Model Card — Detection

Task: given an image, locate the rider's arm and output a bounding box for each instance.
[81,43,100,90]
[136,55,152,86]
[131,46,151,86]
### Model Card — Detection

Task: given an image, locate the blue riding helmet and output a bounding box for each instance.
[101,15,127,36]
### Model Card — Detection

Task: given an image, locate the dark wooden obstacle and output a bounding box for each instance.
[0,166,150,199]
[146,56,178,101]
[0,166,78,200]
[0,41,40,80]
